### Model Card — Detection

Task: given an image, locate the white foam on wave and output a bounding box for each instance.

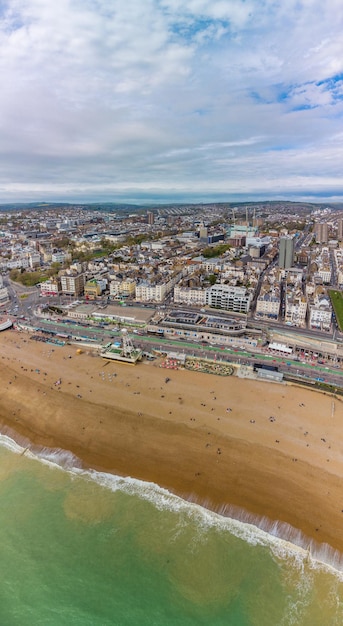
[33,446,83,470]
[75,467,343,579]
[1,430,343,580]
[0,433,28,455]
[0,432,82,471]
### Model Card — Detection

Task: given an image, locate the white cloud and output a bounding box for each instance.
[1,0,343,201]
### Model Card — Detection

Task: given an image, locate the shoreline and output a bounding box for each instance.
[3,427,343,575]
[1,331,343,554]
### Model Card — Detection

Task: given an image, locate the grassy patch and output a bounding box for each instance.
[202,244,231,258]
[329,289,343,331]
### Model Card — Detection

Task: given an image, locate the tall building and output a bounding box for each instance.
[147,211,154,225]
[199,223,208,242]
[60,272,85,296]
[338,218,343,241]
[278,237,294,269]
[314,222,328,244]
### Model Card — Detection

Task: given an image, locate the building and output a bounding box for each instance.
[173,285,206,306]
[7,256,30,270]
[278,236,294,269]
[222,266,245,281]
[207,233,225,244]
[136,272,182,303]
[316,267,332,284]
[255,290,280,319]
[296,249,309,266]
[84,279,102,299]
[0,276,9,306]
[285,290,307,326]
[120,279,136,298]
[51,251,72,265]
[135,282,168,302]
[199,224,208,242]
[282,267,303,285]
[60,272,85,296]
[248,245,263,258]
[314,222,329,244]
[40,277,61,296]
[28,252,41,268]
[110,278,136,299]
[309,300,332,331]
[205,284,251,313]
[253,363,284,383]
[147,211,154,225]
[338,218,343,241]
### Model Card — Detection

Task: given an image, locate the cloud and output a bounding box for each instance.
[1,0,343,202]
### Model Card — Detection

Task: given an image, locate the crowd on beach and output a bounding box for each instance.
[1,329,343,553]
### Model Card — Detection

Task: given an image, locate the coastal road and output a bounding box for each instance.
[12,298,343,391]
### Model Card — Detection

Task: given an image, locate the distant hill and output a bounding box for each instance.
[0,200,342,213]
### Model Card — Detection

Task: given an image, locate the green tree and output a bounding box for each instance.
[202,244,231,259]
[54,236,72,249]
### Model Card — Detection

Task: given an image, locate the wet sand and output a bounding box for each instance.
[0,330,343,553]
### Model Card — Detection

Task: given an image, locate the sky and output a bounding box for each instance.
[1,0,343,204]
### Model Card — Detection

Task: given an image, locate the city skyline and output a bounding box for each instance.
[1,1,343,203]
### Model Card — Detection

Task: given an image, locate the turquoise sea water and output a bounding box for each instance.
[1,435,343,626]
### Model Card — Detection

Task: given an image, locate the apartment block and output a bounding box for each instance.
[205,284,251,313]
[135,282,167,302]
[173,286,206,306]
[309,302,332,331]
[278,236,294,269]
[285,291,307,326]
[255,290,280,319]
[314,222,329,244]
[60,272,85,296]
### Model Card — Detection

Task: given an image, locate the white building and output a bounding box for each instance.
[0,275,9,306]
[28,252,41,268]
[221,266,245,281]
[135,282,168,302]
[201,259,223,273]
[136,272,182,303]
[205,284,251,313]
[309,302,332,331]
[51,251,72,265]
[285,291,307,326]
[7,257,30,269]
[173,286,206,306]
[309,293,332,331]
[316,267,332,284]
[40,278,61,296]
[255,290,280,319]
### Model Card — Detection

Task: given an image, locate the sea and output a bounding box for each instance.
[1,433,343,626]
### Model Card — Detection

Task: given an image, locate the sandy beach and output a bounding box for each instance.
[0,329,342,553]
